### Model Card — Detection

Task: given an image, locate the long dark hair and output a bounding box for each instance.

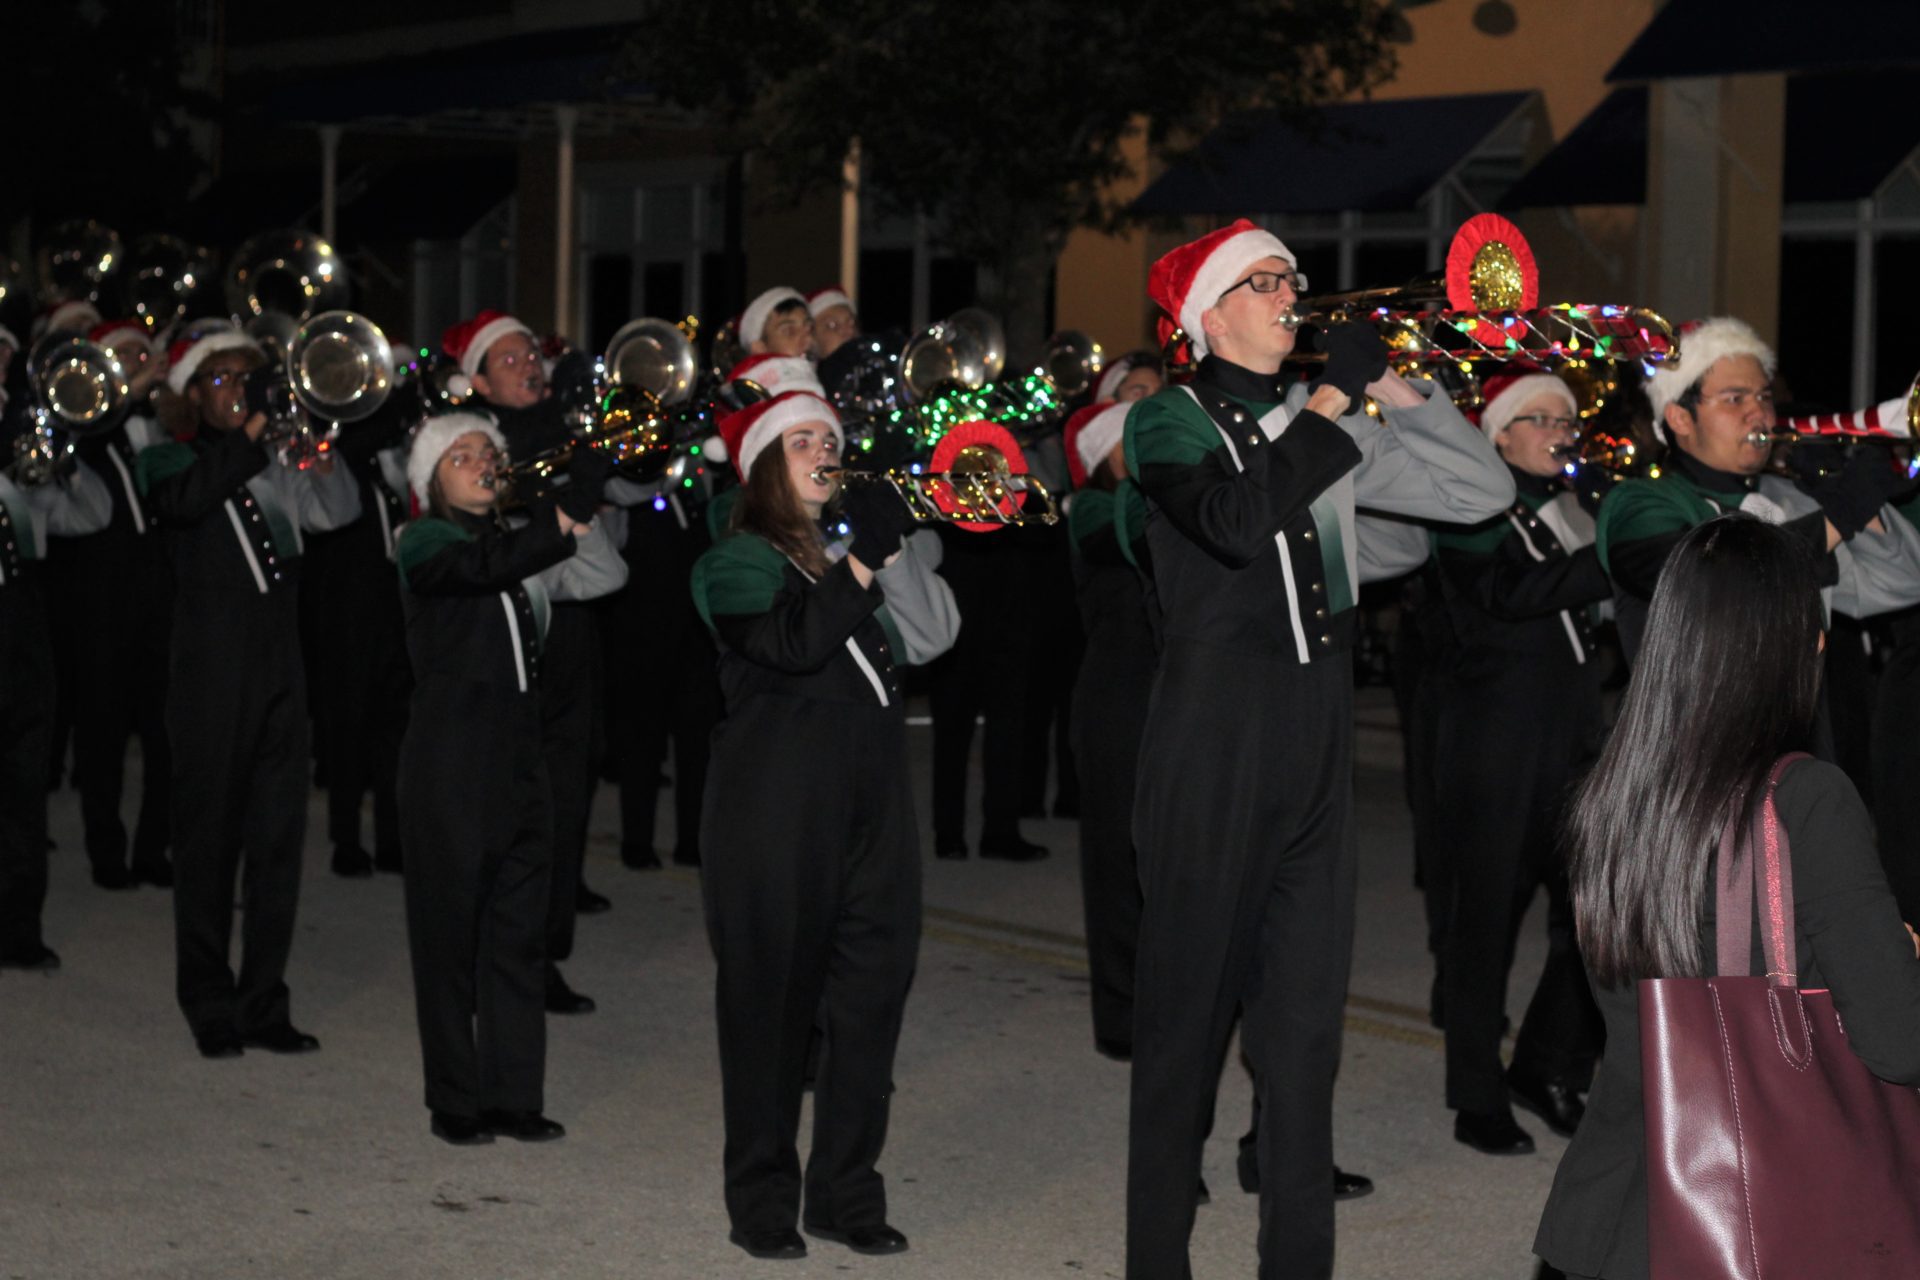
[732,444,829,577]
[1566,515,1824,987]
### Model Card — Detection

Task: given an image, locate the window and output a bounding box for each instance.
[575,167,728,352]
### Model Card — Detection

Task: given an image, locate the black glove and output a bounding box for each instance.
[1310,322,1390,404]
[559,446,614,522]
[1807,446,1912,539]
[1570,463,1619,517]
[841,481,917,568]
[1784,439,1847,486]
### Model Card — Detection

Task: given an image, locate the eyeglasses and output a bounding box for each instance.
[199,370,248,388]
[1218,269,1306,301]
[1696,386,1776,412]
[1508,413,1577,432]
[444,447,500,470]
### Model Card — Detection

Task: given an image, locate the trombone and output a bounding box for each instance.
[1741,371,1920,446]
[812,421,1060,531]
[484,387,673,503]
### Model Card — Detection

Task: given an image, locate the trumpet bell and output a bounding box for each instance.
[227,229,349,321]
[289,311,394,423]
[35,219,124,306]
[27,336,129,436]
[605,317,698,406]
[1042,330,1104,397]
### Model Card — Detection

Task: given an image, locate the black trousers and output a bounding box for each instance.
[928,527,1033,845]
[304,557,409,858]
[167,589,309,1038]
[0,581,53,956]
[398,689,551,1117]
[702,697,921,1236]
[1432,654,1604,1113]
[1069,639,1151,1051]
[1872,612,1920,921]
[1128,644,1355,1280]
[542,604,600,964]
[1020,526,1084,815]
[602,589,719,862]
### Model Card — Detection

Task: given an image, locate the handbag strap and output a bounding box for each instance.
[1714,752,1809,986]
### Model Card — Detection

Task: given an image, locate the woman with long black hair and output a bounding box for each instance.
[692,390,943,1261]
[1534,514,1920,1280]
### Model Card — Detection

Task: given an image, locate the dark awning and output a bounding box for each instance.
[1608,0,1920,81]
[1501,70,1920,208]
[1131,92,1533,216]
[337,160,516,243]
[233,23,667,137]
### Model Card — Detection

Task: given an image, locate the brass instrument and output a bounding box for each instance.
[125,235,212,334]
[813,421,1058,531]
[484,387,671,502]
[603,316,700,407]
[6,336,131,486]
[226,229,349,322]
[252,310,395,469]
[35,219,123,305]
[1742,372,1920,447]
[1042,329,1105,398]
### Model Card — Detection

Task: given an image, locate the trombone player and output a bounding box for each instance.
[1122,219,1515,1280]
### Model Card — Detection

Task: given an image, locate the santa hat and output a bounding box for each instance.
[727,353,825,398]
[1148,218,1296,362]
[39,299,103,340]
[806,286,854,317]
[1063,401,1131,489]
[717,390,839,481]
[1477,369,1576,442]
[441,309,533,390]
[1646,317,1776,443]
[166,330,263,394]
[1094,354,1148,404]
[89,319,152,356]
[406,411,507,507]
[738,286,806,347]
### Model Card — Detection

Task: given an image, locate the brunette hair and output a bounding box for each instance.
[1564,515,1824,987]
[732,442,830,577]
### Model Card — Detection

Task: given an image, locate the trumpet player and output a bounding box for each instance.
[0,417,114,972]
[1122,219,1515,1280]
[393,412,618,1145]
[1596,317,1920,664]
[133,328,362,1059]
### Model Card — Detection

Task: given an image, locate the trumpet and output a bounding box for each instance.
[813,421,1059,531]
[484,387,672,502]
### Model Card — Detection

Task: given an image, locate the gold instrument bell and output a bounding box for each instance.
[816,420,1059,532]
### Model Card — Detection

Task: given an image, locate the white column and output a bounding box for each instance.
[554,105,579,337]
[319,126,342,245]
[1852,197,1875,407]
[840,137,862,303]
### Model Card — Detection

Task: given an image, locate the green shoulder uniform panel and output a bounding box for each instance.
[394,517,474,589]
[134,441,195,496]
[1067,488,1116,553]
[1595,474,1717,575]
[1123,386,1267,474]
[691,531,787,634]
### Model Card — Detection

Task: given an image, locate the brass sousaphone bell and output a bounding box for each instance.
[253,310,396,469]
[6,335,131,486]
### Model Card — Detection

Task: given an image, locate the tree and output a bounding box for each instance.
[627,0,1396,363]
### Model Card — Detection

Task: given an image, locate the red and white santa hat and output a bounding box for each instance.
[1062,401,1131,489]
[442,309,533,386]
[166,329,263,394]
[806,285,854,317]
[1093,354,1150,404]
[737,286,806,347]
[1148,218,1296,362]
[38,299,104,341]
[717,390,839,482]
[407,411,507,507]
[1476,368,1576,442]
[89,318,152,356]
[727,353,825,398]
[1646,317,1776,443]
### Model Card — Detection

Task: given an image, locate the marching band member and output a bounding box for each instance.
[0,431,114,971]
[1062,401,1151,1059]
[135,328,362,1058]
[739,286,813,359]
[691,390,938,1260]
[1093,352,1166,405]
[393,412,618,1145]
[1596,317,1920,663]
[1122,219,1514,1279]
[1428,371,1607,1156]
[807,286,859,362]
[445,309,610,1013]
[46,320,175,890]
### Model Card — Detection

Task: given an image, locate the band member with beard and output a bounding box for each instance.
[0,417,114,971]
[394,412,619,1145]
[1122,220,1514,1279]
[44,319,175,890]
[444,309,613,1015]
[135,328,362,1058]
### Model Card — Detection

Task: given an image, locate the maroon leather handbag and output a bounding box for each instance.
[1641,754,1920,1278]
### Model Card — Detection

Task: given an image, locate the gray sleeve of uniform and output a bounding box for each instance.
[873,528,961,664]
[1356,511,1433,584]
[1291,377,1515,523]
[281,456,364,532]
[541,514,629,601]
[1759,476,1920,618]
[27,458,114,535]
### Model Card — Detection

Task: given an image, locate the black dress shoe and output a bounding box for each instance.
[803,1223,908,1255]
[545,969,596,1015]
[430,1112,494,1146]
[730,1227,806,1259]
[481,1110,565,1141]
[1454,1109,1535,1156]
[575,884,612,914]
[1094,1036,1133,1062]
[330,844,374,878]
[241,1024,321,1054]
[130,857,174,888]
[91,863,134,890]
[195,1030,244,1059]
[1508,1068,1585,1137]
[1333,1166,1374,1200]
[978,835,1049,862]
[621,845,663,871]
[933,837,968,860]
[0,943,61,972]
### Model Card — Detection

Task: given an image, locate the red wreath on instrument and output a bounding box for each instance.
[927,420,1033,533]
[1447,214,1539,348]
